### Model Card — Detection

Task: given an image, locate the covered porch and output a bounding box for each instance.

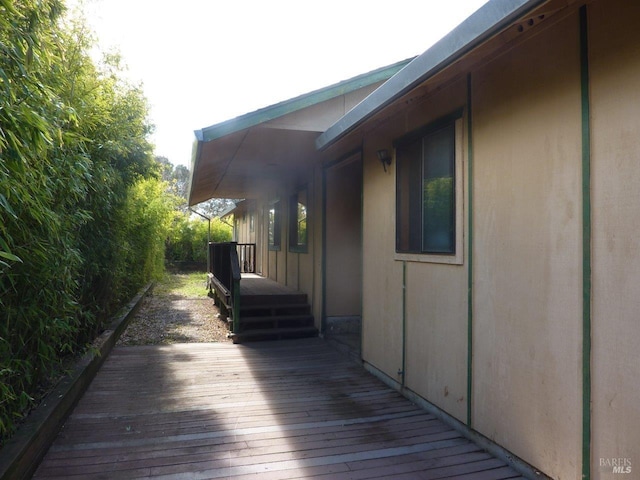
[208,242,317,343]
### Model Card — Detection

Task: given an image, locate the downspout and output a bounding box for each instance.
[466,72,474,427]
[321,168,327,335]
[579,6,592,480]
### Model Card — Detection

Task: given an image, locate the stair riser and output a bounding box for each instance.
[240,294,307,306]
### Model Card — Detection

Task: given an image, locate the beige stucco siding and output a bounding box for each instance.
[398,78,469,423]
[590,0,640,473]
[472,13,582,480]
[361,143,403,380]
[405,262,468,422]
[361,75,469,399]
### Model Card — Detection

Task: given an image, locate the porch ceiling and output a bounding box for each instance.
[189,126,322,204]
[187,58,414,206]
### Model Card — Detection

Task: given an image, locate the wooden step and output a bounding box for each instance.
[239,314,314,331]
[239,303,311,316]
[240,293,308,307]
[230,326,318,344]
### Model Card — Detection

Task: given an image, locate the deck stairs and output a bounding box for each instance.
[229,292,317,343]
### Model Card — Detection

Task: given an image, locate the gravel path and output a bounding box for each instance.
[117,274,231,346]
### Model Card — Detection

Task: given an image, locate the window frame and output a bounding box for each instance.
[289,188,308,253]
[267,200,281,251]
[394,112,464,265]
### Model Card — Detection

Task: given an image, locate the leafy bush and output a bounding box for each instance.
[0,1,171,441]
[166,214,232,264]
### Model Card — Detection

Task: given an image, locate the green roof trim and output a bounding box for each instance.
[195,58,414,144]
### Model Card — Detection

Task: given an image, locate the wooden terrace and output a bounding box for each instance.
[208,242,318,342]
[33,338,526,479]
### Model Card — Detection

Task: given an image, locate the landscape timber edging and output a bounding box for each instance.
[0,282,153,480]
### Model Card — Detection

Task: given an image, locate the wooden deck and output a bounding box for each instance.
[33,339,525,479]
[239,273,303,297]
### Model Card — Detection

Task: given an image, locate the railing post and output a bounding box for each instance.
[232,277,241,334]
[228,242,241,335]
[208,242,214,273]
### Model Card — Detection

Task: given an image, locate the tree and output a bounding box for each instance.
[155,158,233,263]
[155,156,238,217]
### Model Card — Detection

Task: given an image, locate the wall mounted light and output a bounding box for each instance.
[377,149,392,173]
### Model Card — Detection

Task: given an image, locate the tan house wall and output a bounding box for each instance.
[362,76,471,421]
[472,13,582,480]
[356,8,591,479]
[232,211,254,245]
[265,83,383,133]
[361,141,404,380]
[590,0,640,474]
[401,80,469,424]
[360,76,471,413]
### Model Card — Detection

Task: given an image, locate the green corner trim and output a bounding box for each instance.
[402,260,407,387]
[580,6,592,480]
[321,168,327,335]
[466,73,474,427]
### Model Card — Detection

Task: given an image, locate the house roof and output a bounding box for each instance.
[219,199,255,219]
[316,0,546,150]
[188,58,413,206]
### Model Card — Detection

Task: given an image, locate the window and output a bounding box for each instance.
[395,113,463,262]
[289,189,308,253]
[268,201,281,250]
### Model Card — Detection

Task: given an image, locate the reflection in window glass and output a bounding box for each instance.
[396,119,456,254]
[268,201,281,250]
[290,189,308,252]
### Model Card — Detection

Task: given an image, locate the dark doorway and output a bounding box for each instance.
[323,152,363,357]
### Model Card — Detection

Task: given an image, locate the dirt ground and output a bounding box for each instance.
[117,273,231,346]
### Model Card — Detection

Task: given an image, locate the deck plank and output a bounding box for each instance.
[33,339,522,479]
[240,275,302,296]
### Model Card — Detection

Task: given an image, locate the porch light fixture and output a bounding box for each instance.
[377,149,392,172]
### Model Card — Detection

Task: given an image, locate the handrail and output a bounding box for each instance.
[209,242,242,334]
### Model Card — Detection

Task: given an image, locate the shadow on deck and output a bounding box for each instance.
[32,338,526,480]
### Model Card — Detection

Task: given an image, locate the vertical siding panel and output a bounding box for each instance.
[590,1,640,476]
[472,13,582,480]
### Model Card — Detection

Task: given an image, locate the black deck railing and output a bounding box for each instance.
[208,242,241,333]
[237,243,256,273]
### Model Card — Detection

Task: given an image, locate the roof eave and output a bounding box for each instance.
[199,57,415,144]
[187,138,202,206]
[316,0,547,151]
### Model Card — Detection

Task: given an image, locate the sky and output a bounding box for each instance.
[70,0,488,167]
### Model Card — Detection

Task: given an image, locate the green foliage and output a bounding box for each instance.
[0,1,169,441]
[117,178,174,293]
[159,158,232,264]
[166,215,232,264]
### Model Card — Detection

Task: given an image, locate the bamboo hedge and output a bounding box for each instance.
[0,0,174,442]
